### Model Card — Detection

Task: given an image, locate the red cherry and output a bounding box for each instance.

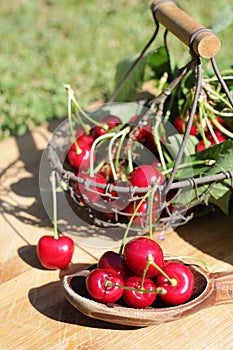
[76,128,95,146]
[173,116,183,133]
[95,115,122,136]
[108,180,131,210]
[68,141,94,169]
[85,268,124,303]
[156,262,194,305]
[123,275,157,308]
[129,119,159,154]
[135,123,152,143]
[123,237,164,277]
[75,172,107,203]
[211,117,229,130]
[196,140,206,152]
[208,130,227,144]
[102,115,122,129]
[124,200,157,226]
[128,165,165,194]
[97,251,132,279]
[174,115,198,136]
[36,235,74,270]
[196,130,227,151]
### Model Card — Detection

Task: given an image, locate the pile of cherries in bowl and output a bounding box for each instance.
[85,236,195,308]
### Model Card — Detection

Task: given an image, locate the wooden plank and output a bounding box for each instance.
[0,123,232,350]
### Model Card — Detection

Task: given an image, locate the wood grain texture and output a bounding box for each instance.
[0,122,233,350]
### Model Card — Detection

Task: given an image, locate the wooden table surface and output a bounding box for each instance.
[0,121,233,350]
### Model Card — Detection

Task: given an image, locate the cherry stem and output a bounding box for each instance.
[127,148,134,174]
[89,132,116,177]
[140,258,151,289]
[108,126,130,181]
[64,84,101,127]
[205,83,232,110]
[114,126,131,174]
[66,86,81,155]
[203,101,233,119]
[210,115,233,139]
[153,119,167,171]
[50,171,59,240]
[199,101,221,145]
[199,100,233,140]
[105,281,167,295]
[165,255,210,272]
[162,159,215,176]
[149,191,154,239]
[205,115,220,145]
[198,102,209,148]
[148,183,160,239]
[147,254,177,287]
[118,190,151,255]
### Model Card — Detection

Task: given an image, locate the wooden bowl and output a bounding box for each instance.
[62,261,233,327]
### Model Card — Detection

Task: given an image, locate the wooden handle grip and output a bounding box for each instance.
[151,0,221,58]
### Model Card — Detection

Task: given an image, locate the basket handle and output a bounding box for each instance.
[151,0,221,58]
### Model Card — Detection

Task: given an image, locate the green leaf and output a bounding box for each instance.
[208,191,232,214]
[146,46,171,80]
[113,54,148,102]
[164,134,199,159]
[113,46,171,102]
[170,140,233,213]
[203,141,233,201]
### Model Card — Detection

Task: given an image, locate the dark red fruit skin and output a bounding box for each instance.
[75,172,107,203]
[108,180,131,210]
[123,237,164,277]
[97,251,132,279]
[196,140,206,152]
[37,235,74,270]
[174,115,198,136]
[67,141,94,170]
[95,115,122,136]
[156,262,194,306]
[77,133,95,146]
[76,127,95,146]
[85,268,124,303]
[134,123,152,143]
[127,114,156,153]
[124,200,157,226]
[196,130,227,152]
[128,165,165,192]
[123,275,157,308]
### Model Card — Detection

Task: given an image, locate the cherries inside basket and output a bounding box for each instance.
[47,78,233,233]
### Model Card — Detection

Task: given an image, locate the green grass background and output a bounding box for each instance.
[0,0,232,139]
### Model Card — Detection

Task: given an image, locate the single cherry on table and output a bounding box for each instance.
[37,171,75,270]
[37,235,74,270]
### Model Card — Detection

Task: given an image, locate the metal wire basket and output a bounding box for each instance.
[47,0,233,234]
